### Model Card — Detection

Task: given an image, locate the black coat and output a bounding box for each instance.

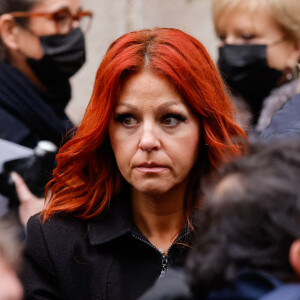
[259,93,300,141]
[20,196,193,300]
[0,62,73,148]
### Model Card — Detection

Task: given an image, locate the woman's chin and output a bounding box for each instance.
[133,184,171,197]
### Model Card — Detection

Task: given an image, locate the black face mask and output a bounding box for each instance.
[27,28,86,87]
[218,44,283,121]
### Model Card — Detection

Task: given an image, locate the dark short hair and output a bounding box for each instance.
[186,137,300,297]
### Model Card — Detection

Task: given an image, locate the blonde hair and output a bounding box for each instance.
[211,0,300,42]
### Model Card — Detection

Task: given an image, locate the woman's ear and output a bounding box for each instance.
[0,14,20,50]
[289,239,300,278]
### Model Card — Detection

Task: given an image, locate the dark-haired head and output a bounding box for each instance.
[187,137,300,298]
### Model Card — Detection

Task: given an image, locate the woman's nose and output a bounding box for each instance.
[225,35,235,44]
[72,19,80,29]
[139,125,161,152]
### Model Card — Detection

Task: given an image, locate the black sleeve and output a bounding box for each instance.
[19,214,63,299]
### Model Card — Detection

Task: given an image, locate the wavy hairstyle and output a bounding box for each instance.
[42,27,247,221]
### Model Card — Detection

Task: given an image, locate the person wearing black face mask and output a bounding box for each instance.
[0,0,92,227]
[0,0,92,149]
[211,0,300,135]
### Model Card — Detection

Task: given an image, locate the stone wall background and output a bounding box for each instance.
[68,0,217,124]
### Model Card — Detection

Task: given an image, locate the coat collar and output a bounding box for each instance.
[256,79,298,133]
[87,191,195,247]
[88,193,134,246]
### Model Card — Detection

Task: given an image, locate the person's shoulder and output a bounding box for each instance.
[275,93,300,118]
[259,283,300,300]
[259,94,300,142]
[0,108,32,144]
[26,212,88,242]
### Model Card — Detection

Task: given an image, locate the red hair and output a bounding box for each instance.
[42,28,247,221]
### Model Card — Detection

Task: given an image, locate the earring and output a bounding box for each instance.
[286,66,299,81]
[286,71,293,81]
[296,62,300,75]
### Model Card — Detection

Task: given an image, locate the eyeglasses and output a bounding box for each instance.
[10,8,93,35]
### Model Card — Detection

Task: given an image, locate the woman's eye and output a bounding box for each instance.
[161,113,187,127]
[241,33,255,41]
[53,9,71,23]
[114,114,137,127]
[218,33,226,42]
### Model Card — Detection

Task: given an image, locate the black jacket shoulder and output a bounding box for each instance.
[0,107,38,147]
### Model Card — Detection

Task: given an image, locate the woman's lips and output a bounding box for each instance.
[135,163,167,173]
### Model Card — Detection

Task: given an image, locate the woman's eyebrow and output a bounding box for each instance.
[116,101,180,110]
[51,4,68,10]
[115,103,137,110]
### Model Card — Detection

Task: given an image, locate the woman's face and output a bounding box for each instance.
[15,0,81,60]
[216,3,300,70]
[109,71,201,197]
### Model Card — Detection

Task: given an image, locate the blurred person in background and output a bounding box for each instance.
[211,0,300,135]
[0,216,23,300]
[0,0,92,148]
[0,0,92,227]
[187,137,300,300]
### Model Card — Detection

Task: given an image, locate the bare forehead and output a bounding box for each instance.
[32,0,80,12]
[119,71,181,100]
[115,76,194,115]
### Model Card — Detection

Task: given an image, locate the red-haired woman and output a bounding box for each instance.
[20,28,247,300]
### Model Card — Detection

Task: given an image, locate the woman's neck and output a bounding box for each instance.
[131,189,186,254]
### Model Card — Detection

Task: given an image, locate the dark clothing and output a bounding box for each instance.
[139,268,300,300]
[259,93,300,141]
[20,195,193,300]
[208,271,287,300]
[139,268,193,300]
[0,62,73,148]
[259,284,300,300]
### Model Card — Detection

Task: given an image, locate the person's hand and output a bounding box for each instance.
[10,172,45,226]
[0,254,23,300]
